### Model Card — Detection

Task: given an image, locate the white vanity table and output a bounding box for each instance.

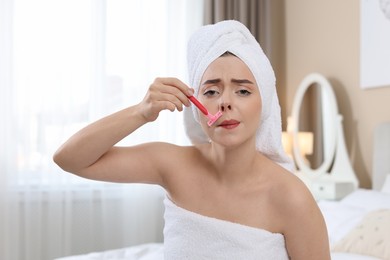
[289,73,359,201]
[295,171,355,201]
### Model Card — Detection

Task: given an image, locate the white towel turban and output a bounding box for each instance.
[183,20,293,172]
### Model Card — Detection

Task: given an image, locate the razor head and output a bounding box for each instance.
[207,111,223,126]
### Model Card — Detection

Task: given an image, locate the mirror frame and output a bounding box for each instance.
[291,73,339,178]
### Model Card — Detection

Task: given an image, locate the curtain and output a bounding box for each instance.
[0,0,203,259]
[203,0,271,52]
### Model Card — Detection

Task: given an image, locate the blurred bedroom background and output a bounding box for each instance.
[1,0,390,259]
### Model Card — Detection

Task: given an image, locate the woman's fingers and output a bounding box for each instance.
[151,78,193,108]
[154,77,193,107]
[157,77,194,96]
[139,77,193,122]
[149,91,184,112]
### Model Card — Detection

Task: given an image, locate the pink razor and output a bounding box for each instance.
[188,96,223,126]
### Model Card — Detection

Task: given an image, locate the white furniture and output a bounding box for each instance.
[289,73,358,200]
[311,181,355,201]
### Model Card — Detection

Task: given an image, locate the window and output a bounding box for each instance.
[2,0,202,186]
[1,2,202,258]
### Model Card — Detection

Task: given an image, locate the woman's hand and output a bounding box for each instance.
[138,77,194,122]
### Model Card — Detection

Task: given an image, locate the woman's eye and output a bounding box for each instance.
[203,89,219,97]
[237,89,251,96]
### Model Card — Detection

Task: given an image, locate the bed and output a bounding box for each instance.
[56,122,390,260]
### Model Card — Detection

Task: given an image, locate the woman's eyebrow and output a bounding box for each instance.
[202,78,221,85]
[231,79,254,84]
[202,78,254,85]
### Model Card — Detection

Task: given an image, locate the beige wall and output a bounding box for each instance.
[280,0,390,187]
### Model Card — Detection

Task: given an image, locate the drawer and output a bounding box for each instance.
[311,181,355,200]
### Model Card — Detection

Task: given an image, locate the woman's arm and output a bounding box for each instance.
[53,77,193,185]
[282,182,331,260]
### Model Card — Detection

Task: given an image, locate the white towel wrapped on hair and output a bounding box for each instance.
[184,20,293,172]
[163,196,289,259]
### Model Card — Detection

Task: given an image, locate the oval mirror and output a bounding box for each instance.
[291,73,339,178]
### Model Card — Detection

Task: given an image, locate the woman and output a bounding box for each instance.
[54,20,330,259]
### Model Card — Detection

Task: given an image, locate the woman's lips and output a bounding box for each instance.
[218,119,240,129]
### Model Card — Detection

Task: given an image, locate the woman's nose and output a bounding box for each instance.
[219,91,233,112]
[220,102,232,112]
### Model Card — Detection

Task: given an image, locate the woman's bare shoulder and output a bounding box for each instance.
[268,166,317,214]
[268,168,330,259]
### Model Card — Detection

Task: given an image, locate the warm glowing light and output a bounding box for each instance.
[282,131,313,165]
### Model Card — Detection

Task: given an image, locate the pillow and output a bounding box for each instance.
[332,209,390,259]
[381,174,390,194]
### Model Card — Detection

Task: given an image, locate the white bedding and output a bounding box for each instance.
[331,252,381,260]
[56,243,164,260]
[56,189,390,260]
[319,188,390,260]
[319,188,390,245]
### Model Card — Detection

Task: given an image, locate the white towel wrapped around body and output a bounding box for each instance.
[184,20,293,172]
[163,196,289,260]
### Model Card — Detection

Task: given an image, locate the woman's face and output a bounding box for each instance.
[197,55,262,148]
